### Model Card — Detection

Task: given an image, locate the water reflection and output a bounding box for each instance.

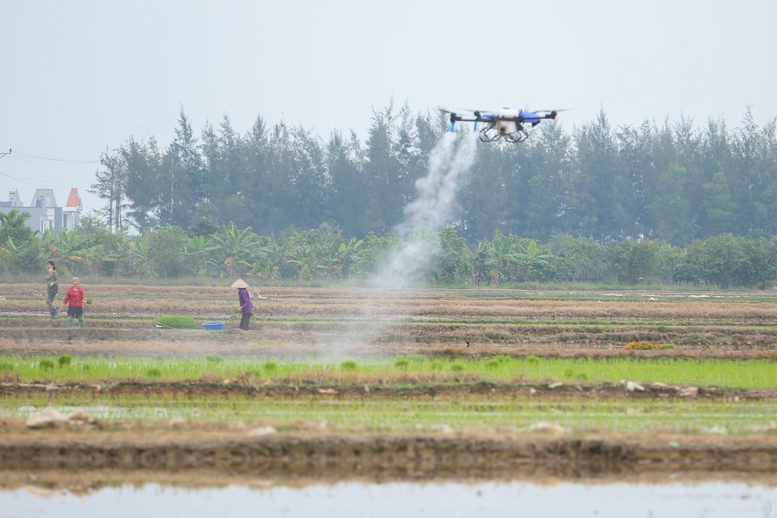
[2,480,775,518]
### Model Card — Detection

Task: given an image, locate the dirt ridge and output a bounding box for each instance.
[2,432,777,475]
[0,380,772,400]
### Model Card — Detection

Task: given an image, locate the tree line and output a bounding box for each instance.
[88,103,777,246]
[1,210,776,289]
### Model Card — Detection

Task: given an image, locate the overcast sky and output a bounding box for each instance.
[2,0,776,215]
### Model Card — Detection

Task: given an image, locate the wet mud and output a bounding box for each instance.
[0,379,774,400]
[2,429,777,487]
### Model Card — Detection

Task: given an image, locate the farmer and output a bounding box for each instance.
[45,261,60,318]
[231,279,253,331]
[59,277,85,328]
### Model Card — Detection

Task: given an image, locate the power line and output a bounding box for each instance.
[0,171,93,188]
[6,150,99,165]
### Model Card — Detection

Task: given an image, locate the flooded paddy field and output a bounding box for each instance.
[3,478,777,518]
[2,283,777,515]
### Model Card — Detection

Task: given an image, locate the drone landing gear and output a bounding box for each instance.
[504,130,530,143]
[478,127,530,143]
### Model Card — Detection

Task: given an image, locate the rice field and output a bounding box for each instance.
[2,284,777,441]
[3,354,777,389]
[2,393,776,435]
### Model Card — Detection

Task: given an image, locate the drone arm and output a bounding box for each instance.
[449,111,484,132]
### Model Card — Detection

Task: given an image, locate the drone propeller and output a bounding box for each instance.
[465,108,497,116]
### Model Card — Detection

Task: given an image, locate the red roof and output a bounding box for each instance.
[66,188,82,208]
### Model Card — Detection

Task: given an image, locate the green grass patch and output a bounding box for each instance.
[340,360,358,372]
[2,355,777,390]
[155,316,196,329]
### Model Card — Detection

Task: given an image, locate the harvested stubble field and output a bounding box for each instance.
[1,283,776,358]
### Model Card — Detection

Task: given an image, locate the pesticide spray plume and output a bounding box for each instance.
[373,131,479,289]
[326,131,479,359]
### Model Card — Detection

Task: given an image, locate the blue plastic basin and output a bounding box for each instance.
[202,321,225,331]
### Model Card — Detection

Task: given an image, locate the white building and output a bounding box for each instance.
[63,188,83,230]
[0,187,84,233]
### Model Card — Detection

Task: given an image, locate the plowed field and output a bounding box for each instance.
[1,284,776,358]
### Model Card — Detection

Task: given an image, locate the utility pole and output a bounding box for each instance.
[170,139,178,220]
[0,149,10,159]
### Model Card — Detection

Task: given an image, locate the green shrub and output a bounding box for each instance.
[146,368,162,378]
[394,359,409,370]
[264,361,278,373]
[39,359,55,370]
[205,354,224,363]
[82,364,91,372]
[563,368,575,379]
[451,363,464,372]
[407,354,426,364]
[484,360,499,371]
[525,355,540,365]
[155,316,196,329]
[429,362,441,371]
[340,360,358,371]
[660,343,676,350]
[578,372,589,381]
[58,354,72,367]
[0,361,14,372]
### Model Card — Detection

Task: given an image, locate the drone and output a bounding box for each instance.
[442,107,562,143]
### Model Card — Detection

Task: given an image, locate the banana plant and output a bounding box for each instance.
[40,229,85,274]
[484,231,521,285]
[514,239,553,282]
[81,244,108,276]
[212,222,258,277]
[183,235,209,276]
[129,236,153,276]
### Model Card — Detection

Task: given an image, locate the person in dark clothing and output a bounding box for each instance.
[45,261,60,318]
[231,279,254,330]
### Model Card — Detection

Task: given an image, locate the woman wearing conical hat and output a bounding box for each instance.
[231,279,253,331]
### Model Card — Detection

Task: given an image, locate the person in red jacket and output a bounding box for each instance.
[59,277,85,328]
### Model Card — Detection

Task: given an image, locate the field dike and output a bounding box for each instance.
[1,379,776,400]
[2,430,777,482]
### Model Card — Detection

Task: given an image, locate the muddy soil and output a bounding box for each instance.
[1,284,776,358]
[2,426,777,482]
[4,467,776,494]
[0,379,773,400]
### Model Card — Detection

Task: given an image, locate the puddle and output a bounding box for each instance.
[2,480,776,518]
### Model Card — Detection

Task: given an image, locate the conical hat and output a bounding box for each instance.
[230,279,249,289]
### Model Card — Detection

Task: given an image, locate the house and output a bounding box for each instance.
[63,188,83,230]
[0,188,84,233]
